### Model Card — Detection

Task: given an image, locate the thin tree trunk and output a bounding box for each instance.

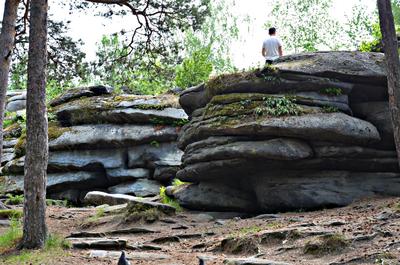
[21,0,49,249]
[377,0,400,167]
[0,0,20,163]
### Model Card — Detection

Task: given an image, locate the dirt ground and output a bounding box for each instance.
[2,196,400,265]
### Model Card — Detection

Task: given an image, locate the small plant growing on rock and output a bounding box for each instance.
[172,179,189,187]
[254,96,303,117]
[160,186,182,211]
[150,140,160,147]
[320,87,343,96]
[322,105,339,113]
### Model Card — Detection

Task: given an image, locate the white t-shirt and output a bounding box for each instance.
[262,36,283,60]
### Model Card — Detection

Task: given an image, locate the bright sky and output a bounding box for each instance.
[1,0,376,68]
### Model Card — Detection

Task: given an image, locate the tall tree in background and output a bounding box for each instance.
[264,0,340,52]
[175,0,239,88]
[21,0,48,249]
[377,0,400,166]
[0,0,20,174]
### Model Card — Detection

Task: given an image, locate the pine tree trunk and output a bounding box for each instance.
[21,0,49,249]
[377,0,400,167]
[0,0,20,164]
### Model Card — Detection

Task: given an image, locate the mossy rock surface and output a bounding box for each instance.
[304,233,349,255]
[49,85,113,107]
[178,111,381,149]
[54,94,187,126]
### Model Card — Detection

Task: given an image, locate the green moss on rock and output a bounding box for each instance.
[304,233,349,255]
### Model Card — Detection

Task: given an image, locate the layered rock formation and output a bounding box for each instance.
[175,51,400,213]
[1,86,187,203]
[5,90,26,113]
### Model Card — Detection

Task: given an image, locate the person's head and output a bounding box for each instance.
[269,27,276,36]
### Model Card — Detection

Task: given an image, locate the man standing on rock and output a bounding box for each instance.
[262,27,283,64]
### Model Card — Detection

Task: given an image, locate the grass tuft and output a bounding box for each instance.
[160,186,182,211]
[0,209,23,219]
[0,218,22,252]
[304,233,349,255]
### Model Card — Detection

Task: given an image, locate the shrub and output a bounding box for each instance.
[5,194,24,205]
[175,46,213,89]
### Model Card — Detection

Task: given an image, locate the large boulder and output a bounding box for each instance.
[351,101,395,149]
[173,182,258,212]
[48,149,126,171]
[179,52,386,115]
[6,100,26,112]
[175,52,400,213]
[49,124,178,151]
[127,142,183,168]
[179,111,380,149]
[1,91,187,205]
[54,94,187,126]
[49,85,113,107]
[4,171,108,194]
[273,51,386,84]
[252,171,400,212]
[108,179,161,197]
[182,138,313,165]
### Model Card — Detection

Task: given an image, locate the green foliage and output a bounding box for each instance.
[320,87,343,96]
[0,217,22,252]
[0,232,70,264]
[172,179,189,187]
[45,234,72,250]
[236,225,263,236]
[46,79,67,102]
[254,96,303,117]
[175,46,214,88]
[5,194,24,205]
[175,0,239,89]
[149,116,188,127]
[10,20,90,92]
[265,0,341,52]
[46,199,69,207]
[92,35,174,95]
[322,106,339,113]
[3,112,26,129]
[9,56,27,91]
[343,1,377,50]
[150,140,160,148]
[359,23,383,52]
[0,209,23,219]
[159,186,182,211]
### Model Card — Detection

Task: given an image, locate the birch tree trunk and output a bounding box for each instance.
[0,0,20,163]
[21,0,49,249]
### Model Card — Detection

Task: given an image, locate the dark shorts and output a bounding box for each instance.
[265,60,274,65]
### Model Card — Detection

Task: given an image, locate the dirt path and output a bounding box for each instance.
[2,196,400,264]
